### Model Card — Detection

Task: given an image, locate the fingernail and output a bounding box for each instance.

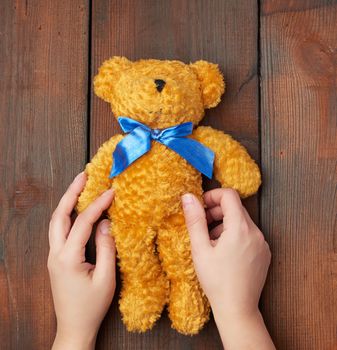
[182,193,194,208]
[74,171,85,181]
[101,188,114,196]
[100,220,110,235]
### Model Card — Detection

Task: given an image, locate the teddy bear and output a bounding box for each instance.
[76,56,261,335]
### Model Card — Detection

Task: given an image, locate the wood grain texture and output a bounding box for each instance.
[7,1,337,348]
[90,1,259,349]
[0,0,88,348]
[260,1,337,349]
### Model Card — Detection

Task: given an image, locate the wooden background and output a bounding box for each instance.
[0,0,336,349]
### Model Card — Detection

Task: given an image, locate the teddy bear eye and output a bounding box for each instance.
[154,79,166,92]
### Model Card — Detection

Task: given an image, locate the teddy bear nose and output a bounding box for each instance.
[154,79,166,92]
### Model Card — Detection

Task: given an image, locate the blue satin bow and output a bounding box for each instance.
[109,117,214,179]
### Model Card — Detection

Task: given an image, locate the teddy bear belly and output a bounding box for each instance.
[109,142,203,224]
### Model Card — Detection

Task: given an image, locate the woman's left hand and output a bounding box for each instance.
[48,172,116,350]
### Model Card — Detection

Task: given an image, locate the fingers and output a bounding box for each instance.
[182,193,212,255]
[49,172,87,252]
[204,188,248,246]
[206,196,254,227]
[242,206,257,229]
[209,223,223,240]
[93,219,116,285]
[204,188,243,228]
[206,205,223,224]
[204,188,243,216]
[65,189,115,254]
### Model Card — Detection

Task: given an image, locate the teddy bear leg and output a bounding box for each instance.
[112,221,169,332]
[156,214,210,335]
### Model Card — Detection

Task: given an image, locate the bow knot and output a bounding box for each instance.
[150,129,162,140]
[109,116,214,179]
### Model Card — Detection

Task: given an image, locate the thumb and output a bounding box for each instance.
[182,193,211,256]
[94,219,116,284]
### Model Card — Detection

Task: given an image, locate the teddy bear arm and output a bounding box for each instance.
[76,134,123,213]
[192,126,261,198]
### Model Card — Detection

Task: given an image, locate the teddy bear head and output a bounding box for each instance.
[94,56,225,129]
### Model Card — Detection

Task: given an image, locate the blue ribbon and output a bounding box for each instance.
[109,117,214,179]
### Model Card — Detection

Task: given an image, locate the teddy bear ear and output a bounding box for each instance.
[189,60,225,109]
[93,56,132,103]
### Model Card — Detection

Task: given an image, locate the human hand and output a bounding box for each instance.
[48,172,116,350]
[182,188,274,349]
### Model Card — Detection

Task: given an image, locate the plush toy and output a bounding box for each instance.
[76,56,261,335]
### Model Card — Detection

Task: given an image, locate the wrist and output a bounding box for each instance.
[52,329,97,350]
[212,308,275,350]
[211,301,260,326]
[212,304,261,332]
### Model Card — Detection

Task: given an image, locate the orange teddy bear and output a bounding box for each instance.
[76,56,261,335]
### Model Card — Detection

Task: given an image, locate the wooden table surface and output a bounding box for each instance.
[0,1,336,349]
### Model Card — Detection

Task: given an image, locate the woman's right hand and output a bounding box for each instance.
[182,188,275,349]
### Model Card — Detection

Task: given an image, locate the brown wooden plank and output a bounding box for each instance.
[260,1,337,349]
[0,1,88,348]
[91,1,259,348]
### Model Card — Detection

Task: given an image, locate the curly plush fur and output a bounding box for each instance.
[76,56,261,335]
